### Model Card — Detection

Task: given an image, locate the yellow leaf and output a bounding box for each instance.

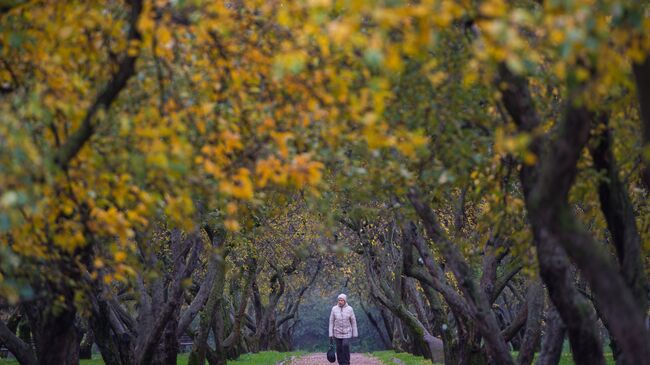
[220,168,254,200]
[226,202,238,215]
[115,251,127,263]
[256,156,288,187]
[224,219,241,232]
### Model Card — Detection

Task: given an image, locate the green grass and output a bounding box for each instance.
[369,350,616,365]
[553,351,615,365]
[225,351,304,364]
[516,350,615,365]
[370,350,437,365]
[0,351,305,365]
[0,354,105,365]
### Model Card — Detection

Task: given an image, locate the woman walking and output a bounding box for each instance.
[329,294,358,365]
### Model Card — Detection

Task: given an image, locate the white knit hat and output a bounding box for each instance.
[338,293,347,301]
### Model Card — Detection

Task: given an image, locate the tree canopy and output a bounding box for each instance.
[1,1,649,365]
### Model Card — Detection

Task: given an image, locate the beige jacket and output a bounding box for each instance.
[329,304,358,339]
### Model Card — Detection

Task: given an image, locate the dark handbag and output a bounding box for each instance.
[327,339,336,363]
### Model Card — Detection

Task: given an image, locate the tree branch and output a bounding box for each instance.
[407,190,515,365]
[501,302,527,342]
[136,231,202,365]
[0,319,36,365]
[491,259,523,304]
[517,280,543,365]
[633,55,650,189]
[496,62,646,364]
[588,118,647,312]
[54,0,143,170]
[176,252,220,337]
[535,301,566,365]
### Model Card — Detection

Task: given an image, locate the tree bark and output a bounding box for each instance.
[408,194,515,365]
[632,55,650,189]
[90,229,203,365]
[359,301,391,349]
[535,302,566,365]
[401,220,491,365]
[517,280,543,365]
[370,279,442,362]
[401,225,458,363]
[589,119,647,309]
[0,319,37,365]
[365,243,443,363]
[151,311,180,365]
[501,302,527,343]
[135,231,202,365]
[90,291,136,365]
[26,304,79,365]
[177,226,226,340]
[176,255,220,338]
[380,307,394,344]
[189,255,255,365]
[588,121,648,365]
[498,64,650,365]
[480,237,508,303]
[188,249,227,365]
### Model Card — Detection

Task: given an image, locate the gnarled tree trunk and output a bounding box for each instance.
[498,64,650,365]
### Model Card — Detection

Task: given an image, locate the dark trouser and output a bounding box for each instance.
[335,338,351,365]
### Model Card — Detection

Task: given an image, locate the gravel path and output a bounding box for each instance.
[288,353,384,365]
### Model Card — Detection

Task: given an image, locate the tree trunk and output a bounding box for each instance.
[189,252,227,365]
[402,226,464,365]
[496,64,650,364]
[589,122,649,365]
[367,262,443,363]
[35,312,79,365]
[456,330,486,365]
[151,314,180,365]
[632,54,650,189]
[589,122,648,312]
[90,295,135,365]
[0,319,37,365]
[360,301,391,349]
[534,229,605,365]
[535,303,566,365]
[517,280,543,365]
[405,201,515,365]
[24,294,79,365]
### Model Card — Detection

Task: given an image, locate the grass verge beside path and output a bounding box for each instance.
[552,352,615,365]
[0,351,305,365]
[369,351,616,365]
[226,351,305,364]
[370,351,439,365]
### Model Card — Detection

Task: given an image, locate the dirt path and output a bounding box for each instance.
[287,353,384,365]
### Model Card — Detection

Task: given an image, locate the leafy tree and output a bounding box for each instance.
[1,1,650,365]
